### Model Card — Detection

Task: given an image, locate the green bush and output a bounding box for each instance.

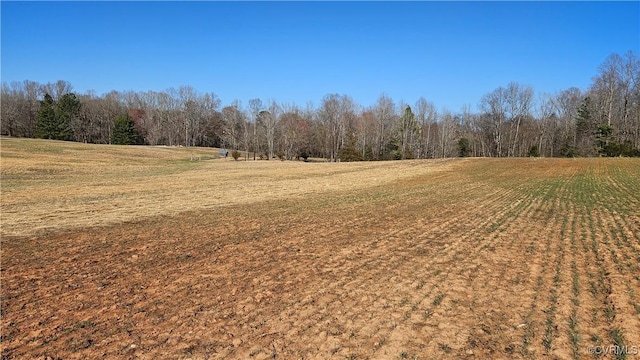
[338,145,363,162]
[458,137,471,157]
[231,150,241,160]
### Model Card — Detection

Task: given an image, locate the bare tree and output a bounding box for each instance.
[437,110,458,158]
[1,82,23,137]
[197,92,222,147]
[222,102,244,151]
[318,94,341,161]
[505,82,534,157]
[23,80,41,138]
[551,87,582,154]
[621,51,640,147]
[178,86,197,147]
[279,106,310,160]
[355,109,376,160]
[257,100,281,160]
[480,86,507,157]
[535,93,556,156]
[590,51,640,146]
[39,80,72,101]
[238,103,252,160]
[373,94,395,159]
[415,97,437,158]
[593,53,623,127]
[248,98,264,160]
[338,96,357,154]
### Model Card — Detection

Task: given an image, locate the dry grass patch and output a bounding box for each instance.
[1,137,456,237]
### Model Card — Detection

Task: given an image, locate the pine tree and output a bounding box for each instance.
[56,93,80,141]
[458,137,471,157]
[35,94,57,139]
[595,124,613,155]
[35,93,79,140]
[399,106,417,159]
[338,131,363,162]
[574,97,596,156]
[111,114,139,145]
[575,97,592,136]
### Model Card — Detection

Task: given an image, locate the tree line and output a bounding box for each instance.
[2,51,639,160]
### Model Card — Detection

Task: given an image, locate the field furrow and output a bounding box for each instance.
[2,140,639,359]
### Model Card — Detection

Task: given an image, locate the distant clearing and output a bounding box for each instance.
[2,138,639,359]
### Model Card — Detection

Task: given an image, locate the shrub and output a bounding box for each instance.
[298,150,309,162]
[338,145,363,162]
[403,150,415,160]
[231,150,241,161]
[458,137,471,157]
[560,143,577,158]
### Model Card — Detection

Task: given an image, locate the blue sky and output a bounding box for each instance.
[2,1,638,112]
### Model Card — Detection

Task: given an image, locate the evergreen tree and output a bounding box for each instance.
[575,97,592,136]
[574,97,596,156]
[35,92,79,140]
[111,114,139,145]
[35,94,57,139]
[528,144,540,157]
[595,124,614,155]
[338,131,363,162]
[458,137,471,157]
[595,125,640,157]
[56,93,80,141]
[399,106,417,159]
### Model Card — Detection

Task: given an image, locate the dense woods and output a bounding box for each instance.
[2,51,639,159]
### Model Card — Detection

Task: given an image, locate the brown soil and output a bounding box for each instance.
[2,140,639,359]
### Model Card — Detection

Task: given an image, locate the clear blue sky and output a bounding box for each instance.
[2,1,639,112]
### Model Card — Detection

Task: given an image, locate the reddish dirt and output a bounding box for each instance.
[2,158,640,359]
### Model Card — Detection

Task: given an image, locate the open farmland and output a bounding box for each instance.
[1,138,639,359]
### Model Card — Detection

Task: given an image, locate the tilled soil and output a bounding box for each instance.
[2,158,639,359]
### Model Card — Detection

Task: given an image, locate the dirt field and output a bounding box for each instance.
[2,138,639,359]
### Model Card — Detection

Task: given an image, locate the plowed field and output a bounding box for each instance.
[2,138,639,359]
